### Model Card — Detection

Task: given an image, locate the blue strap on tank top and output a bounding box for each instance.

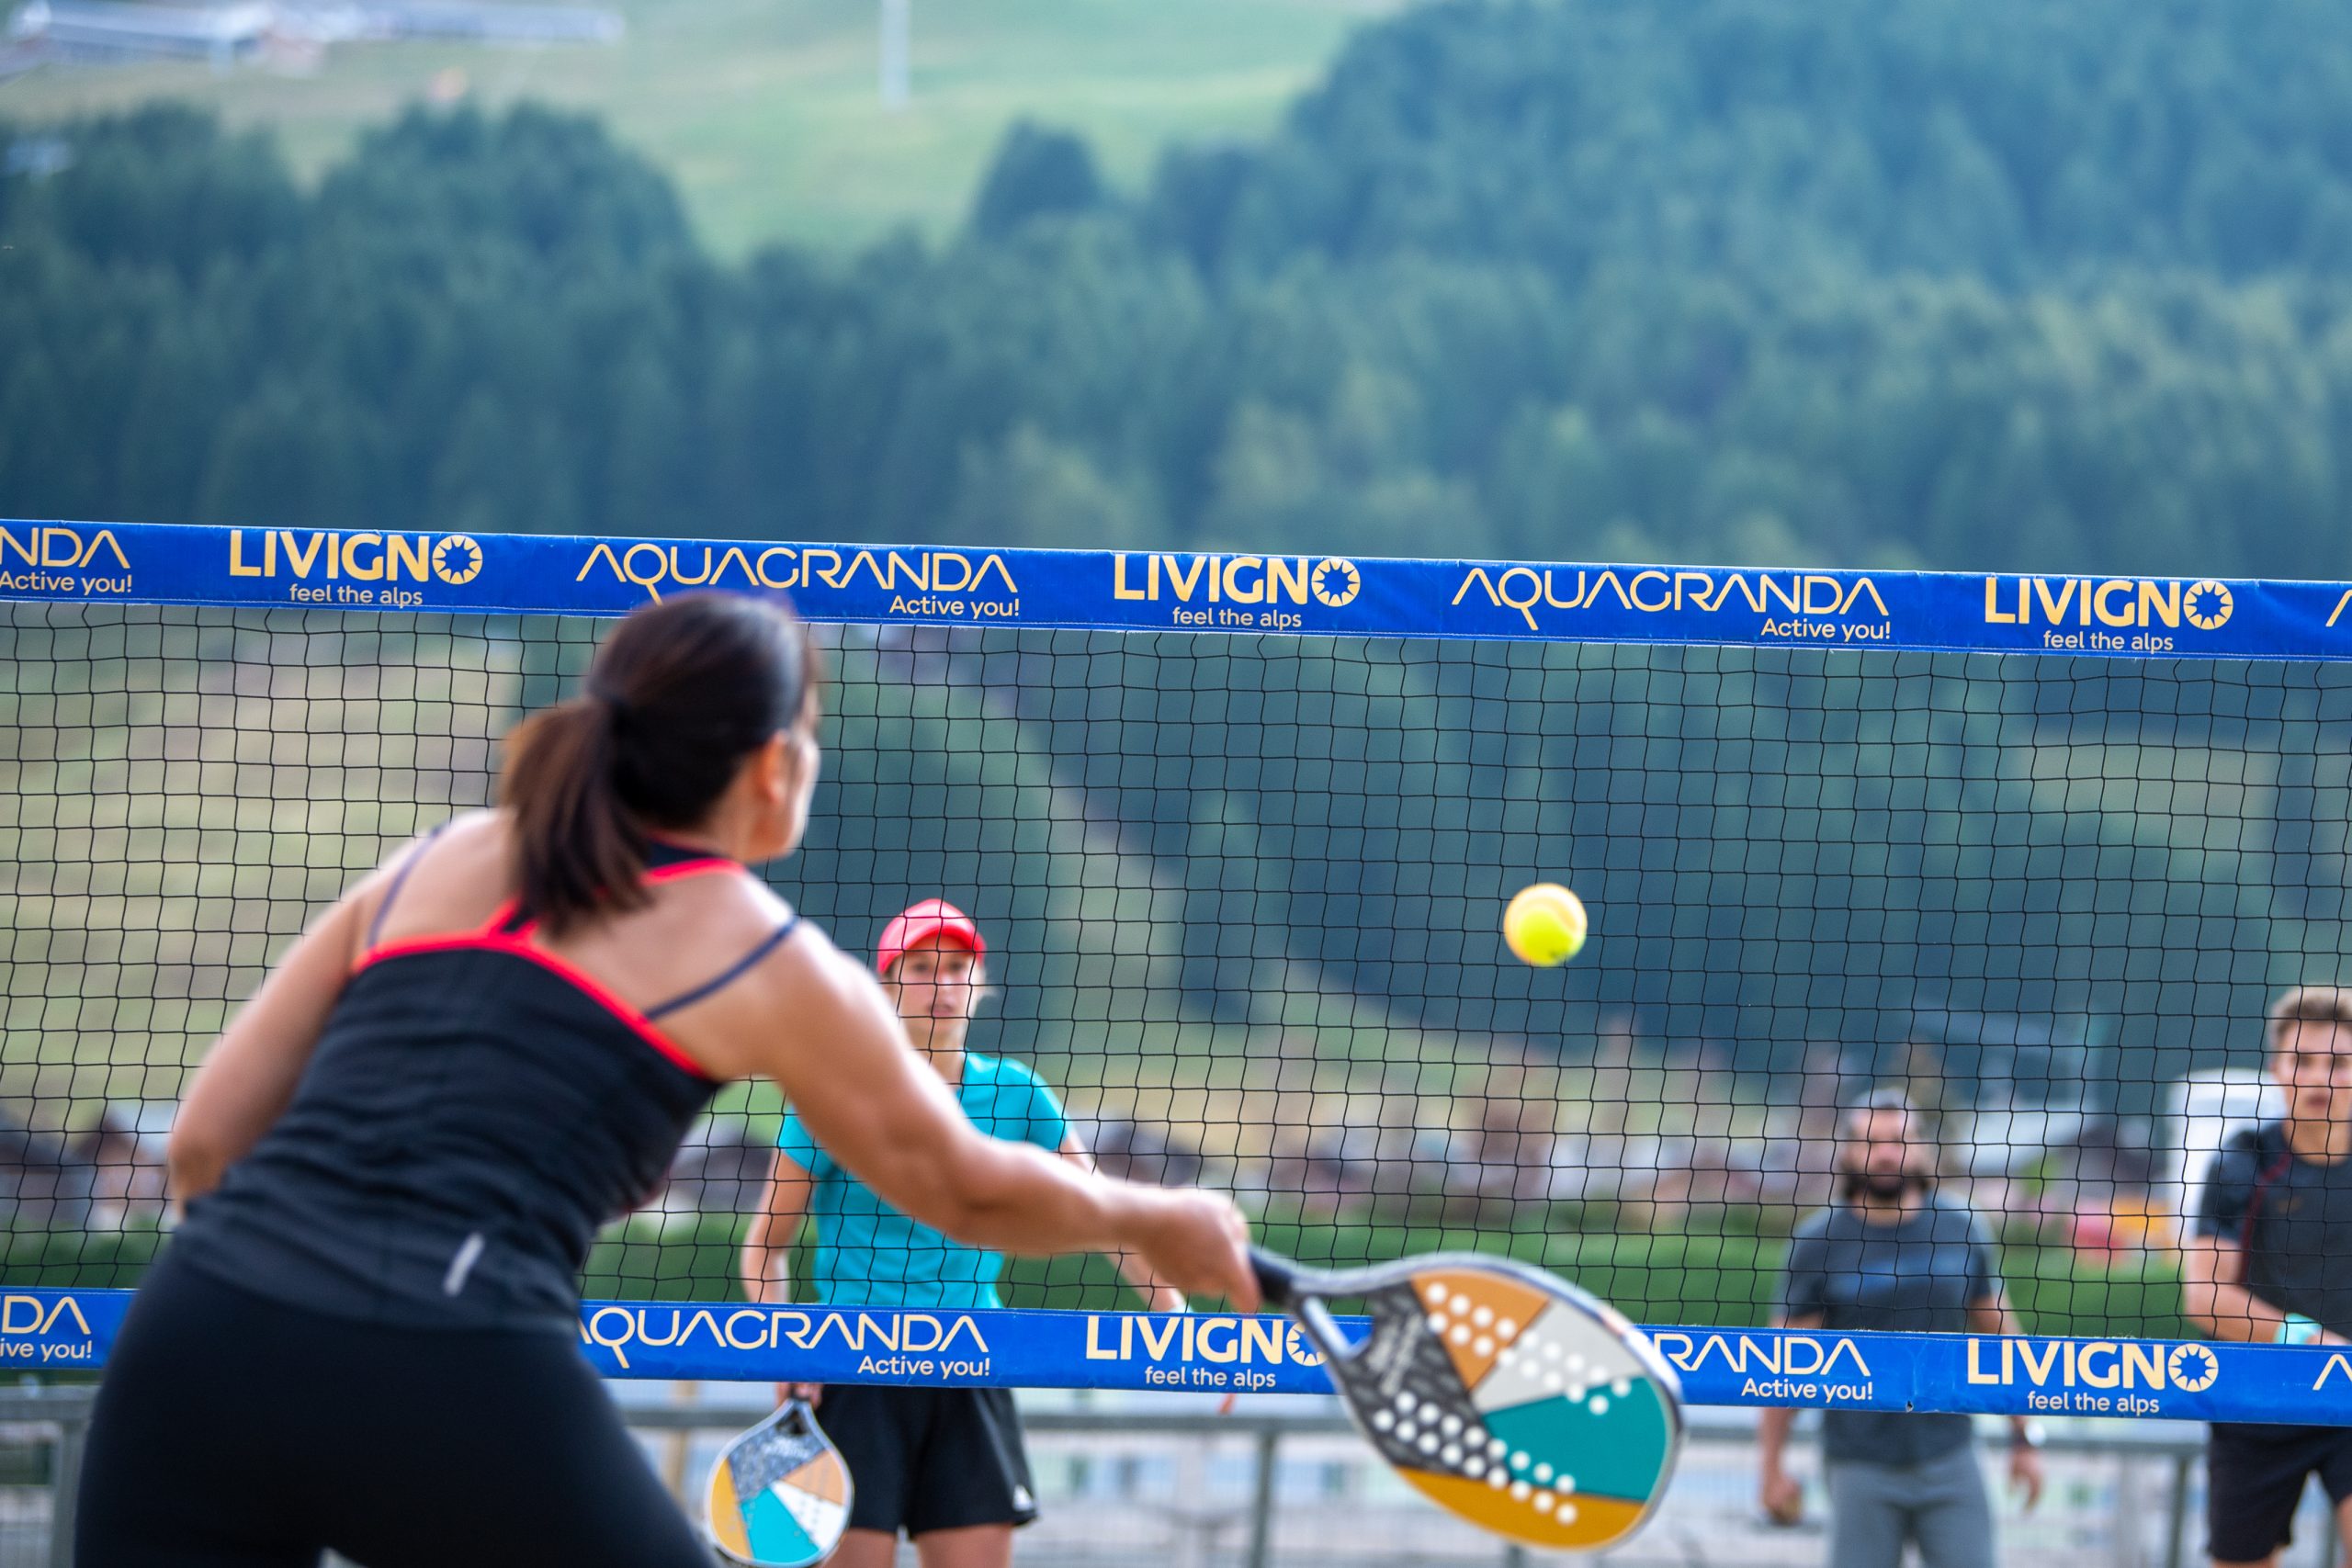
[367,825,794,1018]
[643,917,801,1021]
[363,819,456,950]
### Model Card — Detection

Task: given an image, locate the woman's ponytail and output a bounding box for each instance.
[500,694,647,934]
[497,593,813,934]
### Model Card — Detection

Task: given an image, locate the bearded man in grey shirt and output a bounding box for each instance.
[1757,1089,2044,1568]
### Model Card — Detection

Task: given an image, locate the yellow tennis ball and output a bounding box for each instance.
[1504,883,1588,966]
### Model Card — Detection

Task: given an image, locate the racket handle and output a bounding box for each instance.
[1250,1247,1298,1310]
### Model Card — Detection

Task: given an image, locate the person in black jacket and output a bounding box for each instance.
[2187,986,2352,1568]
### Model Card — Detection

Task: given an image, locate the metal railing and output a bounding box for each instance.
[12,1384,2222,1568]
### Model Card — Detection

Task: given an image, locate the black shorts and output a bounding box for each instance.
[76,1248,707,1568]
[817,1383,1039,1538]
[2208,1422,2352,1562]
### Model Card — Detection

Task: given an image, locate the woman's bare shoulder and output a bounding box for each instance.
[351,808,514,944]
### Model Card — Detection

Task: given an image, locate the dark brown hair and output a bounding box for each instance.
[2268,986,2352,1053]
[501,593,816,932]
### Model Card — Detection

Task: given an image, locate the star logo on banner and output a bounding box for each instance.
[2169,1344,2220,1392]
[1312,558,1362,608]
[2184,580,2233,631]
[434,536,484,586]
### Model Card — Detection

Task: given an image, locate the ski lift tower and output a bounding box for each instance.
[879,0,908,109]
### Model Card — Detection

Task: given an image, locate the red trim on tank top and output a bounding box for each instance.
[475,858,735,939]
[356,936,717,1082]
[641,857,738,886]
[350,854,747,1083]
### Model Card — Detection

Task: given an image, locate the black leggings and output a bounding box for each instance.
[75,1251,708,1568]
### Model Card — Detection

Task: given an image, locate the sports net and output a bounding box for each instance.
[4,543,2349,1413]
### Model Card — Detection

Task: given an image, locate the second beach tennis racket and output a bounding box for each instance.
[704,1395,854,1567]
[1252,1247,1683,1552]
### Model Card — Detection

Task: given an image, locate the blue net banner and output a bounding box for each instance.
[17,1287,2352,1422]
[7,518,2352,660]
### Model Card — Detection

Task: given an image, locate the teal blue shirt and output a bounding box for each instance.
[776,1052,1070,1308]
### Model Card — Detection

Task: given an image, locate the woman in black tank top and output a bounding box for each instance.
[75,592,1258,1568]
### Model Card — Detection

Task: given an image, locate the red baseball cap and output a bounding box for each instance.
[876,898,985,976]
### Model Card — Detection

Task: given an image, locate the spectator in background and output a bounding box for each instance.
[2184,986,2352,1568]
[1758,1088,2043,1568]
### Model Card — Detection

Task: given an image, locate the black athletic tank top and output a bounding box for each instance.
[172,839,797,1333]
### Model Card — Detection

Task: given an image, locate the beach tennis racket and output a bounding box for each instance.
[703,1396,854,1566]
[1252,1247,1683,1552]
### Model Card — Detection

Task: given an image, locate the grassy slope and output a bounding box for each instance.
[0,0,1397,255]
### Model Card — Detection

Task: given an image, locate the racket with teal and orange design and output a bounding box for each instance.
[703,1396,854,1567]
[1252,1248,1683,1553]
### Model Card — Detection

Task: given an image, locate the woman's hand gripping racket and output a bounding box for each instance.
[704,1394,854,1567]
[1253,1247,1684,1552]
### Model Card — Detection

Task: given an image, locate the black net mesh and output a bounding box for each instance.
[4,602,2347,1337]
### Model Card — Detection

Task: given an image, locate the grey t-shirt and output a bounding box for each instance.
[1781,1193,2001,1466]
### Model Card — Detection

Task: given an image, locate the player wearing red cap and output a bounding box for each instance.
[742,899,1183,1568]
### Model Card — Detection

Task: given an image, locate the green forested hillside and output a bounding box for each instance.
[0,0,1395,255]
[12,2,2352,1300]
[1154,0,2352,283]
[10,0,2352,573]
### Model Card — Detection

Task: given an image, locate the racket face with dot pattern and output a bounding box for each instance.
[1256,1250,1683,1552]
[705,1398,854,1567]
